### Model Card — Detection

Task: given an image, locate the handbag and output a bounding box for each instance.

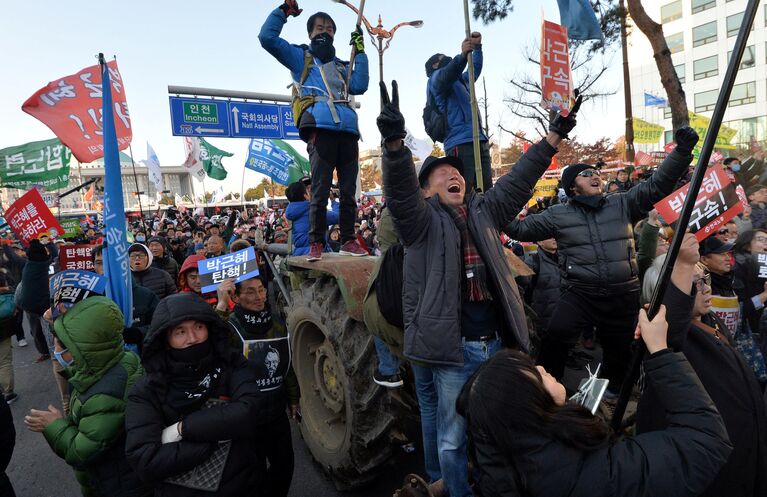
[732,305,767,384]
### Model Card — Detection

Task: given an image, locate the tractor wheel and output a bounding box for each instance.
[287,275,397,489]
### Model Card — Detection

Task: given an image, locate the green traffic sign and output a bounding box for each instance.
[182,102,219,124]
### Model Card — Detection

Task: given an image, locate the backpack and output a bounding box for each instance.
[375,243,405,329]
[290,50,316,126]
[0,293,14,321]
[422,84,448,143]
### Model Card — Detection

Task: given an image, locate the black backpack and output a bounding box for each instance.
[375,242,405,329]
[422,86,448,144]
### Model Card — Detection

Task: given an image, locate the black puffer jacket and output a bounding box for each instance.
[525,249,560,334]
[125,293,265,497]
[0,393,14,497]
[463,351,732,497]
[383,139,557,366]
[505,148,692,295]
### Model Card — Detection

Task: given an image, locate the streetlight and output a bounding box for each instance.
[331,0,423,84]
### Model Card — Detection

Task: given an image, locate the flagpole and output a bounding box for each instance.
[462,0,484,192]
[241,165,246,211]
[127,144,146,230]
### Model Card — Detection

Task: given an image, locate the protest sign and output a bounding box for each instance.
[0,138,71,190]
[245,138,309,185]
[197,247,259,294]
[527,178,559,207]
[22,60,131,163]
[240,335,291,392]
[540,20,574,115]
[710,296,740,334]
[49,270,107,309]
[59,245,95,271]
[632,118,665,144]
[5,188,64,245]
[59,217,83,238]
[754,253,767,280]
[654,164,743,241]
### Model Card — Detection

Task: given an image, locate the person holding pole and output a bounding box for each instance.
[424,32,492,192]
[259,0,369,261]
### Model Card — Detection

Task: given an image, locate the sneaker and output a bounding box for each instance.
[18,339,28,347]
[4,393,18,405]
[34,354,51,363]
[374,370,404,388]
[306,242,324,262]
[340,240,368,257]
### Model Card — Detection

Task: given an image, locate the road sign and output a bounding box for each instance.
[169,97,230,137]
[229,102,300,139]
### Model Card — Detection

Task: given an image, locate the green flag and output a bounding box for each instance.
[199,138,233,180]
[273,139,311,183]
[0,138,71,190]
[59,217,83,238]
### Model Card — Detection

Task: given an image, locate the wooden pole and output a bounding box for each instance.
[346,0,367,92]
[462,0,484,192]
[620,0,635,163]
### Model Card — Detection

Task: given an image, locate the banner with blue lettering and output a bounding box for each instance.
[100,55,133,327]
[197,247,260,294]
[244,138,294,185]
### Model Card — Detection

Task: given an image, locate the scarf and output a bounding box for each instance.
[165,352,223,412]
[444,203,492,302]
[233,304,273,338]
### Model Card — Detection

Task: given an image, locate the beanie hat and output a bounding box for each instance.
[425,53,446,77]
[561,163,595,197]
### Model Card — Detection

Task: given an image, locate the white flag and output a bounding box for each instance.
[182,137,206,182]
[142,142,165,193]
[212,186,225,204]
[405,128,434,161]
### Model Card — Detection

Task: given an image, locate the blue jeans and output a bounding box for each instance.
[411,363,441,482]
[414,338,502,496]
[373,336,400,376]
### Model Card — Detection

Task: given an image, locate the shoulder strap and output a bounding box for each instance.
[298,50,314,84]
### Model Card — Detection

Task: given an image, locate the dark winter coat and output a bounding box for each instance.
[505,147,692,295]
[750,202,767,230]
[152,254,179,284]
[131,285,159,336]
[43,297,150,497]
[733,252,765,333]
[466,350,732,497]
[382,139,557,366]
[132,266,177,301]
[285,200,339,256]
[637,282,767,497]
[16,258,51,315]
[524,249,560,334]
[125,293,266,497]
[0,393,14,497]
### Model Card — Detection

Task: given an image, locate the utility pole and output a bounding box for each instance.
[620,0,635,163]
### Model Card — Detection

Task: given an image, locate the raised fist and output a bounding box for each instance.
[279,0,302,18]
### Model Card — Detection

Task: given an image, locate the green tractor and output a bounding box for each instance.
[263,246,419,490]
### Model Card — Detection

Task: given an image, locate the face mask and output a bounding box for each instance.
[54,348,74,368]
[310,32,336,63]
[136,235,146,242]
[730,163,741,172]
[437,56,452,70]
[168,340,212,364]
[726,238,737,244]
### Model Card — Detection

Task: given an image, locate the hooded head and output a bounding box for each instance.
[129,243,153,271]
[425,53,452,77]
[178,254,206,294]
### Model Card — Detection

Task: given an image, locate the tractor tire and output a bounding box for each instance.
[287,275,397,490]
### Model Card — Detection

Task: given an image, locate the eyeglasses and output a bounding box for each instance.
[577,169,600,178]
[718,228,729,235]
[129,253,147,259]
[755,236,767,243]
[693,273,712,290]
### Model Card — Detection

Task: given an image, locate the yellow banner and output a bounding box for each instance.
[689,112,737,150]
[528,178,559,207]
[633,118,665,144]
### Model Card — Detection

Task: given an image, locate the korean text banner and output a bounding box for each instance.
[245,138,305,186]
[540,20,574,116]
[710,296,740,334]
[197,247,259,294]
[59,244,95,271]
[632,118,665,144]
[22,60,132,163]
[654,164,743,241]
[59,217,83,238]
[49,270,107,309]
[0,138,71,190]
[527,178,559,207]
[754,253,767,280]
[5,188,64,245]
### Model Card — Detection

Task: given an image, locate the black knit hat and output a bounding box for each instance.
[561,163,595,197]
[425,53,445,76]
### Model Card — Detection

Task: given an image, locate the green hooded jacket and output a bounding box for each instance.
[43,296,149,497]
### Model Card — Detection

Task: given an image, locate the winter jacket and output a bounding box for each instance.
[465,350,731,497]
[259,8,369,141]
[750,202,767,230]
[733,252,765,333]
[132,266,176,301]
[131,285,159,336]
[505,147,692,295]
[125,293,266,497]
[152,254,179,284]
[524,249,560,334]
[0,394,14,497]
[636,221,660,280]
[428,49,487,150]
[382,139,558,366]
[43,297,150,497]
[637,282,767,497]
[16,258,51,315]
[285,200,339,255]
[1,245,25,286]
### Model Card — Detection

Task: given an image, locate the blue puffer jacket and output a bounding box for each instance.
[259,8,369,141]
[427,49,487,151]
[285,200,340,255]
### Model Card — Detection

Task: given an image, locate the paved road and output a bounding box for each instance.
[5,335,421,497]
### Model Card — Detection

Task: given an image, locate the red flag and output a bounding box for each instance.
[664,142,677,153]
[540,20,575,116]
[83,183,94,201]
[5,188,64,245]
[22,60,131,163]
[634,151,653,166]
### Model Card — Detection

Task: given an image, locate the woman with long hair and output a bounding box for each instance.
[458,305,732,497]
[733,229,767,337]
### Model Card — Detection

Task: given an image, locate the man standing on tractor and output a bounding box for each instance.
[259,0,369,261]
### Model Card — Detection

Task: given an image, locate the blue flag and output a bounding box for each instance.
[244,138,304,186]
[644,92,669,107]
[556,0,603,41]
[100,56,133,327]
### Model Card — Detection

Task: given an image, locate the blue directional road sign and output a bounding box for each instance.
[277,104,301,140]
[169,97,230,137]
[228,102,300,140]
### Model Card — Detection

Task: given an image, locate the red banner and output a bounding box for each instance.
[654,165,743,241]
[540,20,574,116]
[22,60,131,163]
[59,244,96,271]
[5,188,64,245]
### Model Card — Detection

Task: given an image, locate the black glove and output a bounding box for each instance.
[350,27,365,54]
[26,239,48,262]
[279,0,302,17]
[123,326,144,345]
[548,94,582,140]
[674,126,699,155]
[377,81,406,143]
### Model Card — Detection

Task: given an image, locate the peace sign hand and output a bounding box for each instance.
[377,80,406,143]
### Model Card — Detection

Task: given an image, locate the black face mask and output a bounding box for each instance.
[168,341,212,364]
[310,32,336,64]
[437,56,452,70]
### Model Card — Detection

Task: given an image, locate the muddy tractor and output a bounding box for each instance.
[262,246,420,490]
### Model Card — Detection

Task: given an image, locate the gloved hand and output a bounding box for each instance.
[123,326,143,345]
[279,0,302,18]
[350,26,365,53]
[26,239,48,262]
[377,81,406,143]
[548,94,582,140]
[674,126,699,155]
